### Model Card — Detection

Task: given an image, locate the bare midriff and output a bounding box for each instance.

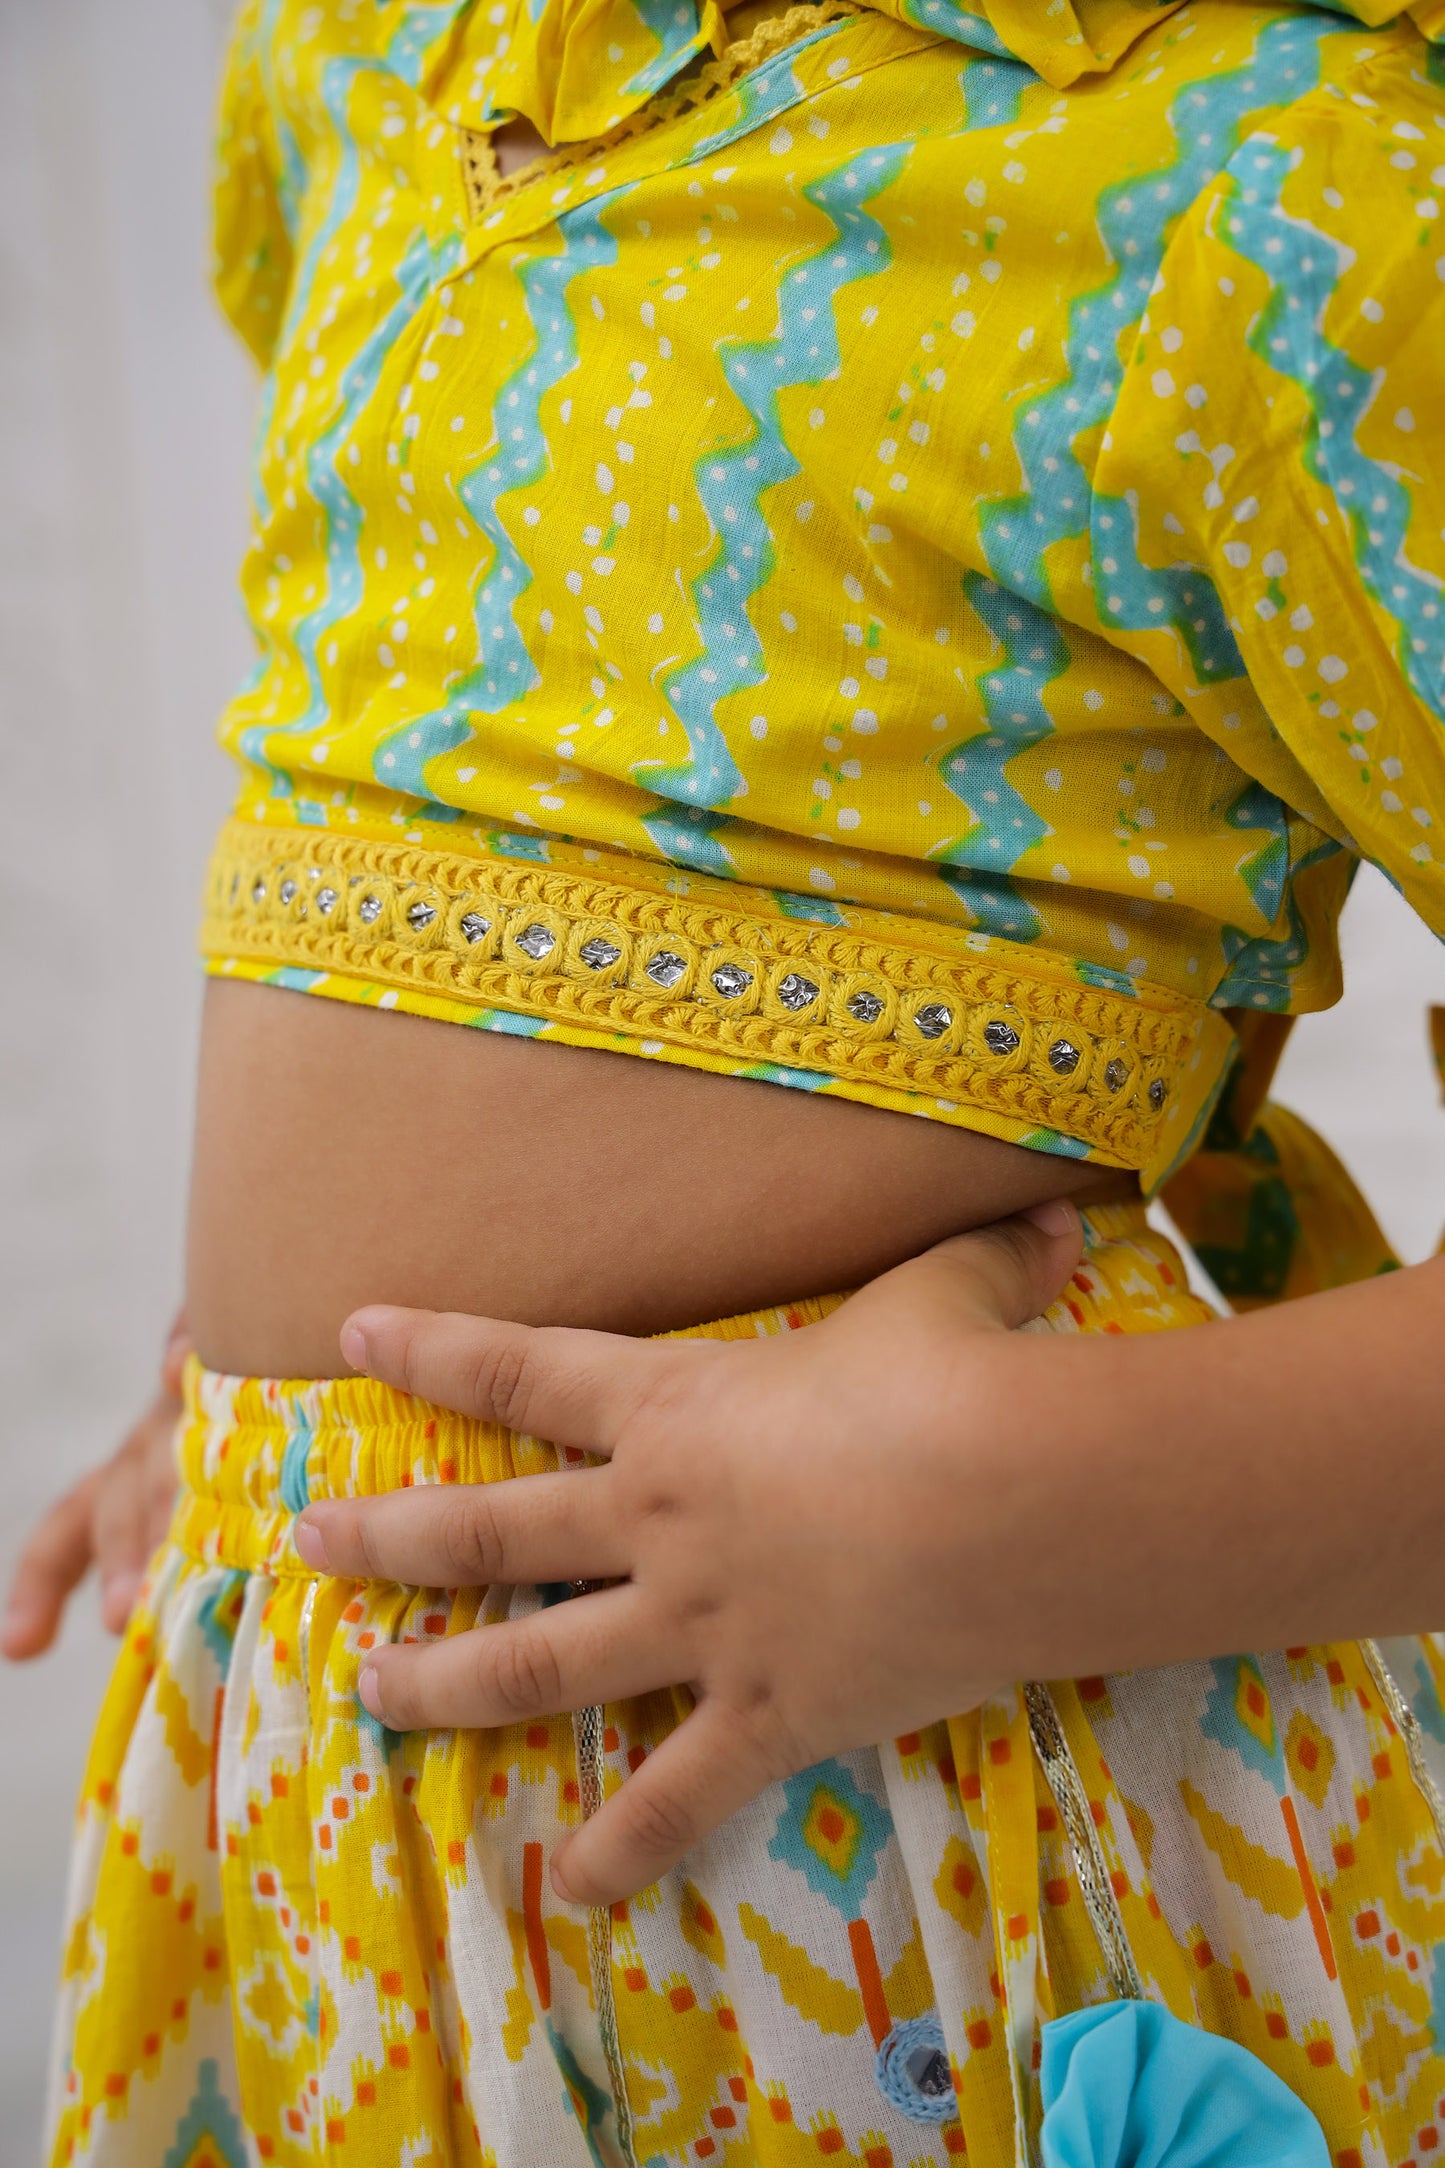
[184,118,1137,1378]
[185,977,1138,1377]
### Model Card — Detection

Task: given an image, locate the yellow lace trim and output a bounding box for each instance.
[201,820,1229,1171]
[460,0,863,222]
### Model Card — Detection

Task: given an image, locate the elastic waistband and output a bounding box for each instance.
[169,1200,1204,1580]
[172,1289,847,1577]
[201,819,1236,1187]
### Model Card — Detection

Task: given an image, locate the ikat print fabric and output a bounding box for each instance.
[46,1206,1445,2166]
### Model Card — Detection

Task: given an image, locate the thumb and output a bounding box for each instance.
[884,1199,1085,1336]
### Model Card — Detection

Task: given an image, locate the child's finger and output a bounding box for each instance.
[93,1443,157,1634]
[857,1200,1084,1341]
[357,1585,668,1731]
[550,1699,783,1907]
[1,1476,99,1660]
[144,1417,182,1553]
[296,1466,625,1586]
[339,1303,695,1452]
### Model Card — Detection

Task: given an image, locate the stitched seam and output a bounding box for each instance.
[203,820,1205,1164]
[460,0,863,221]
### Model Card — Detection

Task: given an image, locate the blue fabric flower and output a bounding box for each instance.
[1040,2001,1330,2168]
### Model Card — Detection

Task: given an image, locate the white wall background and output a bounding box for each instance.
[1,3,245,2154]
[1,2,1444,2156]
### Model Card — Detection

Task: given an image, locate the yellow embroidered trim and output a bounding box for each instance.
[460,0,863,222]
[202,819,1225,1171]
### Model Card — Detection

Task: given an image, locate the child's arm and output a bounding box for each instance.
[291,1205,1445,1905]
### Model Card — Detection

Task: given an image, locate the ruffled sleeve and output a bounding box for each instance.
[875,0,1442,86]
[384,0,1444,143]
[393,0,727,146]
[211,0,296,368]
[1095,35,1445,937]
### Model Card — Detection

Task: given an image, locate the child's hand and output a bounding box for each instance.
[292,1208,1083,1906]
[2,1315,189,1658]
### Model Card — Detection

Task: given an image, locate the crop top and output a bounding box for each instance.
[202,0,1445,1193]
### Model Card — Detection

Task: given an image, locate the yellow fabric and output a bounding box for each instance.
[1160,1010,1403,1306]
[251,0,1445,152]
[1163,1095,1401,1306]
[48,1203,1445,2164]
[203,0,1445,1188]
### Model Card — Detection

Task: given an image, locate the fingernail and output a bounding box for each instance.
[357,1663,383,1719]
[293,1516,329,1569]
[549,1854,578,1904]
[1023,1199,1075,1236]
[339,1321,368,1372]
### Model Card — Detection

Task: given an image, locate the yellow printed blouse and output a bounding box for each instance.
[204,0,1445,1190]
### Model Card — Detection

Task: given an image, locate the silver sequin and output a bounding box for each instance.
[251,878,267,906]
[984,1019,1020,1055]
[645,950,687,989]
[357,894,383,925]
[316,886,339,916]
[1148,1077,1167,1111]
[459,911,491,944]
[278,878,298,907]
[907,2046,953,2101]
[914,1002,953,1041]
[1104,1057,1127,1094]
[710,962,753,999]
[406,900,438,931]
[847,989,885,1025]
[579,936,623,970]
[1048,1038,1081,1075]
[515,923,557,961]
[777,971,820,1011]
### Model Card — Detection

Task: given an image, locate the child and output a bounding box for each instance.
[9,0,1445,2159]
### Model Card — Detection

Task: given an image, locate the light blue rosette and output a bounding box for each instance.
[1038,1999,1330,2168]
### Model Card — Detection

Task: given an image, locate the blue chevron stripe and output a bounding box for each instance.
[1219,139,1445,722]
[373,198,623,808]
[1213,834,1343,1011]
[242,57,457,802]
[638,137,912,875]
[977,13,1337,691]
[932,573,1067,940]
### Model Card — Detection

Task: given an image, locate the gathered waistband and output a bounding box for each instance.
[170,1199,1208,1581]
[172,1288,847,1578]
[201,819,1236,1190]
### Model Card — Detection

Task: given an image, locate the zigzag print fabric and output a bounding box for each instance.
[45,1205,1445,2164]
[202,0,1445,1186]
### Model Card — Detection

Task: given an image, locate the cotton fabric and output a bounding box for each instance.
[47,1205,1445,2166]
[204,0,1445,1183]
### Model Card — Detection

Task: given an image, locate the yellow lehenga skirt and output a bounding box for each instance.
[47,1201,1445,2166]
